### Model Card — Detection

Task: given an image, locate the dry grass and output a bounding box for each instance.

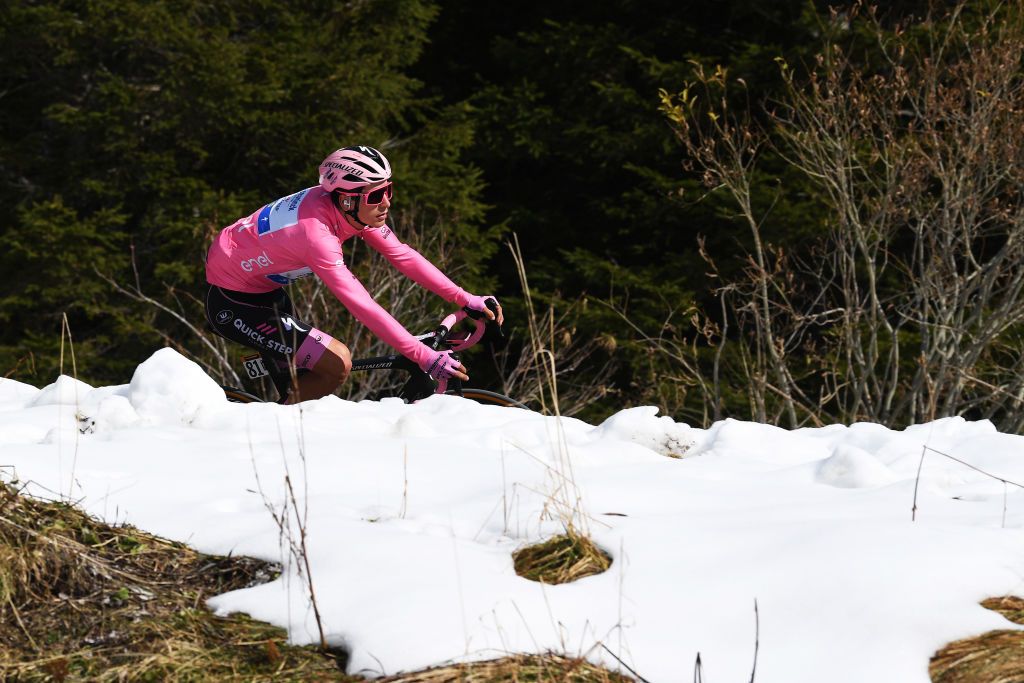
[983,596,1024,626]
[512,533,611,585]
[380,652,632,683]
[929,596,1024,683]
[0,482,354,681]
[0,483,630,682]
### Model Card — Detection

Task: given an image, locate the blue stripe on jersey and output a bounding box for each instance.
[256,205,273,235]
[256,189,309,236]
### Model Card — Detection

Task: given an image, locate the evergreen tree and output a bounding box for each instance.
[0,0,493,386]
[415,0,823,418]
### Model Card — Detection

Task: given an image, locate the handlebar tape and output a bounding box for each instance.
[462,298,506,350]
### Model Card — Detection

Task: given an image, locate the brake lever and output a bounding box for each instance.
[429,324,451,351]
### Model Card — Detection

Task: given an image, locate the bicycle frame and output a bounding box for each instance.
[227,303,510,405]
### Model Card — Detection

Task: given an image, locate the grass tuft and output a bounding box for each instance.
[512,533,611,585]
[929,596,1024,683]
[982,595,1024,625]
[380,652,632,682]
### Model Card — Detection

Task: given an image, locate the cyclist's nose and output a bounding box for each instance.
[380,192,391,209]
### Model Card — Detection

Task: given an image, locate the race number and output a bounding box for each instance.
[242,353,269,379]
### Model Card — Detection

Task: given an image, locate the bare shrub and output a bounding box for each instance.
[660,1,1024,429]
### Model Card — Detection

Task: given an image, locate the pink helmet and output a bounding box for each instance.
[318,145,392,192]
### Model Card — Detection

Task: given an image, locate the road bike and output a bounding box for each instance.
[221,303,528,409]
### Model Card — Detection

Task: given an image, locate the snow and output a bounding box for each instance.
[1,348,1023,682]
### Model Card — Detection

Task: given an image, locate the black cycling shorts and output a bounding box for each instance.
[204,285,334,370]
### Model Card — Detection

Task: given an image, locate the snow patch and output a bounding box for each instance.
[30,375,94,407]
[816,444,898,488]
[692,417,829,464]
[5,361,1024,683]
[0,378,41,407]
[128,348,226,425]
[591,406,698,457]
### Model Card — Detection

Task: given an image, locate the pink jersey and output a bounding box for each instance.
[205,187,472,369]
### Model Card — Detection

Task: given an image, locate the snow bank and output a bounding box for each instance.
[816,443,898,488]
[127,348,226,426]
[30,374,94,407]
[3,360,1024,683]
[0,377,41,406]
[590,405,700,457]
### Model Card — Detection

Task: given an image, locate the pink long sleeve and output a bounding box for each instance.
[360,226,471,307]
[304,223,434,369]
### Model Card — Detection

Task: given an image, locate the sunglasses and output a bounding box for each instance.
[341,182,394,207]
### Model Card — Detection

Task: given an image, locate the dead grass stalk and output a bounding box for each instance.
[507,236,611,584]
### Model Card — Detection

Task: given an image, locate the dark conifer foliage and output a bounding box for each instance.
[2,0,949,424]
[0,0,489,385]
[413,1,823,414]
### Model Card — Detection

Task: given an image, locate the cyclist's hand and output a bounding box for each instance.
[422,349,469,382]
[464,295,503,326]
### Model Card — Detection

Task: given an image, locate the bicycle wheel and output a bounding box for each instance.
[222,386,266,404]
[450,387,530,409]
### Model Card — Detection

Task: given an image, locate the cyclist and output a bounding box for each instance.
[204,145,501,404]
